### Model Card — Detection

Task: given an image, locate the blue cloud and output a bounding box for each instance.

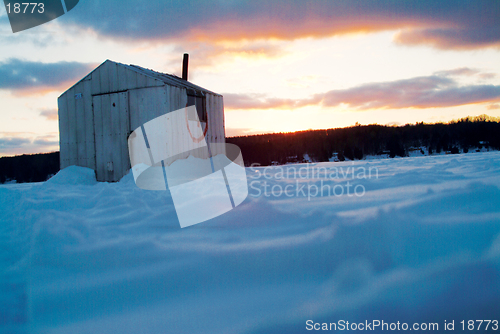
[39,108,58,121]
[0,137,31,149]
[0,134,59,156]
[0,59,95,93]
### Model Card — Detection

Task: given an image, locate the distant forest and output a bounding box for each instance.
[0,152,59,184]
[1,115,499,183]
[227,115,500,166]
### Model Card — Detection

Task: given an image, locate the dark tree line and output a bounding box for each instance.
[1,115,499,183]
[227,115,500,166]
[0,152,59,184]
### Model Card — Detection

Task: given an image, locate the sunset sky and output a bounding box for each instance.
[0,1,499,156]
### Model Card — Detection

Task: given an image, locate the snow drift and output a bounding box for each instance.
[1,152,500,333]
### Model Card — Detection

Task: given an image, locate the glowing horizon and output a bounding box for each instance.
[0,1,499,156]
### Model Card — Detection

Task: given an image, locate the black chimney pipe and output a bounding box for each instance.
[182,53,189,81]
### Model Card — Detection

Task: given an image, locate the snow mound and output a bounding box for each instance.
[45,165,97,185]
[2,152,500,333]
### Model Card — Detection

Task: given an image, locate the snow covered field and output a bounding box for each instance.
[2,151,500,333]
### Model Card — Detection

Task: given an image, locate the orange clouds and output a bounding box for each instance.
[224,93,318,110]
[167,40,286,71]
[63,1,500,50]
[224,70,500,111]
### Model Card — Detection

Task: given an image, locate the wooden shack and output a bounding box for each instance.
[58,59,225,182]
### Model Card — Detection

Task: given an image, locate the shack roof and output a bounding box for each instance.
[61,59,219,97]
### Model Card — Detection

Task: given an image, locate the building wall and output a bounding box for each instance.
[59,60,164,172]
[58,76,95,171]
[59,60,225,182]
[206,93,225,156]
[132,85,225,166]
[91,60,163,95]
[92,92,130,182]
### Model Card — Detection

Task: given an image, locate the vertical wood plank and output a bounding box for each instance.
[206,94,218,146]
[117,65,128,91]
[101,94,113,181]
[220,95,225,144]
[128,89,139,131]
[144,88,153,126]
[58,94,70,169]
[91,68,100,95]
[99,61,110,94]
[176,87,184,157]
[126,67,138,90]
[108,61,119,93]
[93,95,104,181]
[166,86,174,163]
[137,73,147,88]
[212,95,225,155]
[211,94,218,154]
[110,93,122,181]
[137,88,147,126]
[75,82,86,167]
[213,95,219,154]
[66,87,78,166]
[83,80,95,170]
[119,92,131,176]
[205,93,213,154]
[166,85,174,163]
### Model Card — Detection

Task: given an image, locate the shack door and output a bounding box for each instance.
[92,92,130,182]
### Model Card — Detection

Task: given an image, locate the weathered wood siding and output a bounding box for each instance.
[206,93,225,156]
[93,92,130,182]
[129,86,170,130]
[59,59,225,182]
[58,75,95,170]
[91,60,163,96]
